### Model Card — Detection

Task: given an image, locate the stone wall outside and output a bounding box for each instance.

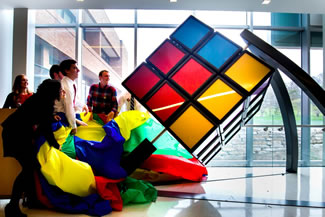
[209,127,324,165]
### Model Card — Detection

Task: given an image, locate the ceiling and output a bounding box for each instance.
[0,0,325,14]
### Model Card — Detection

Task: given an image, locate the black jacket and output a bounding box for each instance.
[2,93,59,158]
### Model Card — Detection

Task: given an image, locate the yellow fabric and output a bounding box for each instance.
[79,112,91,122]
[114,110,151,141]
[75,120,106,142]
[53,125,71,146]
[37,142,96,197]
[75,112,106,142]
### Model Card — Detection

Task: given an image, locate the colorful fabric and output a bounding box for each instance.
[114,110,150,141]
[130,168,181,183]
[75,117,106,142]
[92,113,105,125]
[37,172,112,216]
[37,142,96,197]
[141,154,208,181]
[34,171,54,209]
[32,109,208,215]
[74,120,127,179]
[60,134,76,159]
[123,118,192,159]
[118,177,157,205]
[95,176,124,211]
[87,83,118,115]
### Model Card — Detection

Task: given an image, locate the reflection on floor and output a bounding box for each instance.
[1,167,325,217]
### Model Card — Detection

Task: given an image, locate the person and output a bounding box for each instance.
[2,79,62,217]
[55,59,88,135]
[118,91,141,113]
[87,70,118,122]
[3,74,33,108]
[49,64,64,81]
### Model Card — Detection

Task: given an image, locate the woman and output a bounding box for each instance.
[2,79,62,217]
[3,74,33,108]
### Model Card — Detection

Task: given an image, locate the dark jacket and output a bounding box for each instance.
[3,92,19,108]
[2,93,59,159]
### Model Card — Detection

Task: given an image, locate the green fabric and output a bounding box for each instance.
[123,118,192,159]
[115,111,150,141]
[119,177,157,205]
[61,134,76,159]
[92,113,105,125]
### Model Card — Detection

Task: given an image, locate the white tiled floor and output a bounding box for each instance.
[1,167,325,217]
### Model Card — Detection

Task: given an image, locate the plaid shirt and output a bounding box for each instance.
[87,83,118,115]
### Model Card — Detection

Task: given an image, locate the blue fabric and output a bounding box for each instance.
[34,113,70,152]
[75,120,127,179]
[37,171,112,216]
[51,112,82,130]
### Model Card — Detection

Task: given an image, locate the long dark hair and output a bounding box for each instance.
[36,79,61,102]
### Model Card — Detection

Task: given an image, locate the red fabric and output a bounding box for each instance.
[95,176,124,211]
[34,171,54,208]
[97,113,108,124]
[141,155,208,181]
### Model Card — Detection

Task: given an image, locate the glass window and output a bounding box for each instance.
[137,10,193,24]
[253,127,286,164]
[195,11,247,26]
[270,30,301,47]
[271,13,301,27]
[253,29,301,48]
[137,28,175,65]
[311,31,322,47]
[310,127,323,161]
[253,87,282,125]
[82,9,135,24]
[280,71,302,124]
[310,48,323,88]
[253,12,301,27]
[35,9,78,25]
[253,12,271,26]
[81,27,134,101]
[251,30,302,125]
[211,128,247,162]
[34,28,76,91]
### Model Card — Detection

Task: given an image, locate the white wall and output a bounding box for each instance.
[0,9,13,107]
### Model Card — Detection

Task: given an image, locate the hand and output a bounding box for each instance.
[76,119,88,126]
[82,105,89,115]
[54,115,61,121]
[106,111,115,123]
[70,128,77,135]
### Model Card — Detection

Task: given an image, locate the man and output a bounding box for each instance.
[49,64,64,81]
[87,70,118,122]
[55,59,88,134]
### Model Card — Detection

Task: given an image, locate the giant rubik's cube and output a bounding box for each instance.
[123,15,274,165]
